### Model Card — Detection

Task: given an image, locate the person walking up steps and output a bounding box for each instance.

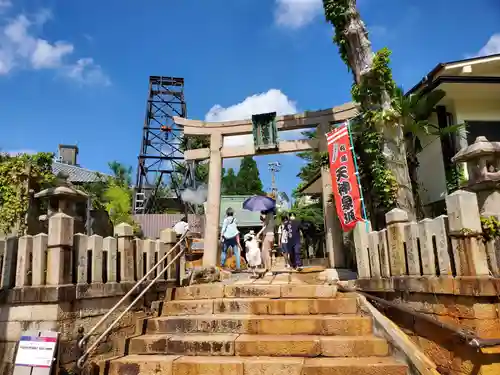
[173,216,189,253]
[220,208,242,271]
[285,213,303,271]
[257,209,275,275]
[278,214,291,269]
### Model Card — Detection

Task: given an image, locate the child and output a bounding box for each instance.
[245,232,261,277]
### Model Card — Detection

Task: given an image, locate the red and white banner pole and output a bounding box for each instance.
[326,122,367,232]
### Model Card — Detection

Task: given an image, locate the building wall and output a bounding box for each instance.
[416,113,448,205]
[417,99,500,205]
[219,195,262,227]
[454,98,500,124]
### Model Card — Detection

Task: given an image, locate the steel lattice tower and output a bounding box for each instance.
[134,76,189,214]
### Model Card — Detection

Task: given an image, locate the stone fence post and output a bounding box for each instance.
[47,212,74,285]
[445,190,489,276]
[115,223,135,282]
[32,233,48,286]
[0,237,18,289]
[386,208,409,276]
[104,236,118,283]
[15,235,32,287]
[160,228,180,283]
[353,221,371,278]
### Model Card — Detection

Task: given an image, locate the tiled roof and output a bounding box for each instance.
[52,162,107,183]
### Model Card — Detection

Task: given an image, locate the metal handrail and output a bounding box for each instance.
[76,232,189,368]
[338,284,500,349]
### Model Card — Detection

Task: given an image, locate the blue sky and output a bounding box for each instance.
[0,0,499,198]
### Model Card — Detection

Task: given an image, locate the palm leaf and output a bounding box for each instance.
[413,90,446,121]
[437,123,467,136]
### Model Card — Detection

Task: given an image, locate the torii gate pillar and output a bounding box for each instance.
[203,133,223,267]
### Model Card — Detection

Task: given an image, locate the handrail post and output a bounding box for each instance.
[175,241,186,287]
[76,232,189,369]
[177,237,187,287]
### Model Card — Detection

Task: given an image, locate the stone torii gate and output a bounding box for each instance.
[174,102,358,273]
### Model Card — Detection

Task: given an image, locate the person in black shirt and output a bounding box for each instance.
[285,213,303,271]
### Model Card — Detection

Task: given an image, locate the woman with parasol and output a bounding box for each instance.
[242,195,276,275]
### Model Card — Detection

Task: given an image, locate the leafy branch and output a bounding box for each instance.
[0,152,55,235]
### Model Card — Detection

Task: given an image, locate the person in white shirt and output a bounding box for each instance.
[278,214,291,268]
[245,232,261,277]
[220,208,242,270]
[242,230,255,263]
[173,217,189,253]
[173,216,189,236]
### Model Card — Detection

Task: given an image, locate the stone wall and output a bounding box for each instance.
[377,292,500,375]
[0,215,181,374]
[353,189,500,375]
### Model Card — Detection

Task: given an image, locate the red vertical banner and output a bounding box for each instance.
[326,124,363,232]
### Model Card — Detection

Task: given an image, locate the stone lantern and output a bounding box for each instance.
[35,171,89,233]
[452,136,500,218]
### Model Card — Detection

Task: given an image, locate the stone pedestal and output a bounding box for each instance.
[47,212,74,285]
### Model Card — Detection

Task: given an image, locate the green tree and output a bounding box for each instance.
[81,161,138,228]
[290,200,324,230]
[323,0,415,217]
[0,152,55,235]
[178,135,210,187]
[108,161,132,187]
[235,156,264,195]
[222,167,239,194]
[295,130,328,186]
[392,87,465,217]
[104,182,134,226]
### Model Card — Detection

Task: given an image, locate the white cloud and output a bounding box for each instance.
[0,0,11,13]
[0,10,110,85]
[205,89,299,148]
[477,33,500,57]
[65,58,111,86]
[274,0,322,29]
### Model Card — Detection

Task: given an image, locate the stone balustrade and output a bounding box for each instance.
[0,215,181,293]
[0,212,183,373]
[354,189,499,294]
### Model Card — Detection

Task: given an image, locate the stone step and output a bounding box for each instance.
[129,333,389,357]
[129,333,238,356]
[146,314,372,336]
[173,283,338,300]
[107,355,408,375]
[163,297,358,316]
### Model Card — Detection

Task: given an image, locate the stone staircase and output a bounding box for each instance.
[104,273,408,375]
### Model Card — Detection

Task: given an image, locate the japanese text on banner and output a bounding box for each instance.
[326,124,363,232]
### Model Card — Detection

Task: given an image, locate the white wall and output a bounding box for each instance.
[416,131,447,205]
[454,99,500,123]
[417,98,500,205]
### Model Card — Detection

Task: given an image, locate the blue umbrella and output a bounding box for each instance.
[242,195,276,212]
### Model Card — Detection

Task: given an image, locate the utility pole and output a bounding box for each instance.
[268,161,281,199]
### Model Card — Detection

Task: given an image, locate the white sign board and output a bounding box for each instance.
[14,334,57,368]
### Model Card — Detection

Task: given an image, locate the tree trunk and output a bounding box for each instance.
[405,138,425,219]
[342,0,415,218]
